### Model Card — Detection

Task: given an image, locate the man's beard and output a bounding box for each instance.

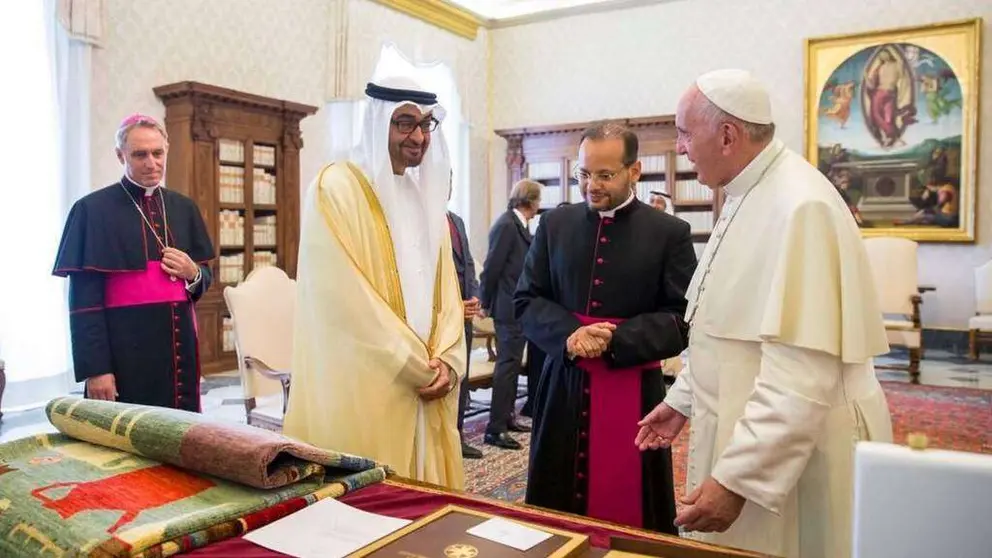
[590,180,633,211]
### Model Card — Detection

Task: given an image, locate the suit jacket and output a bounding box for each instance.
[480,209,531,322]
[447,211,478,301]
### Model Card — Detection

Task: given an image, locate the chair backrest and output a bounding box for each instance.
[975,260,992,315]
[223,267,296,399]
[863,237,918,316]
[852,441,992,558]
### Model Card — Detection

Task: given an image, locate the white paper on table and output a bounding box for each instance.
[466,517,553,551]
[243,497,411,558]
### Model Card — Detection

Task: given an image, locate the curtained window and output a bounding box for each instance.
[0,0,96,412]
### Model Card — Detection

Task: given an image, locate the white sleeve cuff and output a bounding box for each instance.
[663,363,693,418]
[185,268,202,292]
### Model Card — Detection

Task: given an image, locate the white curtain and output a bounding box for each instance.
[0,0,94,411]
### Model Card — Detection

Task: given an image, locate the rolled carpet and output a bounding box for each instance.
[0,397,387,557]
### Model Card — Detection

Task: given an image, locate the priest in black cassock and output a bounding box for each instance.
[515,122,696,533]
[52,114,214,411]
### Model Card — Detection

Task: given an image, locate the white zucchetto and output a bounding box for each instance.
[696,69,773,125]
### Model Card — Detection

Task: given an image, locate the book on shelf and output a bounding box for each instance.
[219,253,245,284]
[219,139,244,163]
[639,154,667,174]
[222,316,235,352]
[252,215,277,245]
[526,161,561,180]
[253,145,276,167]
[253,250,278,270]
[675,177,712,202]
[219,210,245,246]
[252,168,277,204]
[674,210,714,233]
[219,165,245,204]
[675,153,694,172]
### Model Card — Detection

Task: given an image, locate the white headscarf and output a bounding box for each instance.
[353,75,452,342]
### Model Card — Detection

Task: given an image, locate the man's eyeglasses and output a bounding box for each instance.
[391,116,440,134]
[572,165,629,184]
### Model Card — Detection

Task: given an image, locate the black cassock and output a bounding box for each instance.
[515,199,696,534]
[53,177,214,411]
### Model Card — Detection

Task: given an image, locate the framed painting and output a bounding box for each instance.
[804,18,982,242]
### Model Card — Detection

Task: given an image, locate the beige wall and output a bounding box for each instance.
[490,0,992,328]
[93,0,493,259]
[92,0,332,190]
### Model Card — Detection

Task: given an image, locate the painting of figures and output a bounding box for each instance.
[805,19,981,242]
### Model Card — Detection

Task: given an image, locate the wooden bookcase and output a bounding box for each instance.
[495,116,723,253]
[154,81,317,375]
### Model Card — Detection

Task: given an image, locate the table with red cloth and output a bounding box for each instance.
[182,478,767,558]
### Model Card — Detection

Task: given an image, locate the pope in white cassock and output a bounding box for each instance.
[284,76,466,489]
[635,69,894,557]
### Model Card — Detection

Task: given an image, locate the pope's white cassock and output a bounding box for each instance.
[284,77,465,489]
[666,71,894,558]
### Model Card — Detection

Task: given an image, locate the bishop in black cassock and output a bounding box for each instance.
[52,114,214,412]
[515,124,697,533]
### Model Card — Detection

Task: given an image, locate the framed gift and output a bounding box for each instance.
[351,505,590,557]
[804,18,982,242]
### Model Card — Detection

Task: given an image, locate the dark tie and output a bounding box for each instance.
[448,214,463,258]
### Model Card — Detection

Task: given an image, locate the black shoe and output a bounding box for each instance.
[484,432,522,450]
[462,441,483,459]
[507,420,532,433]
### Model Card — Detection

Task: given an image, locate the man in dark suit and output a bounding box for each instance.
[447,197,484,459]
[479,179,542,450]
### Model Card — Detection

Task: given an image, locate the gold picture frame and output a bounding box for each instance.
[804,18,982,242]
[350,504,590,557]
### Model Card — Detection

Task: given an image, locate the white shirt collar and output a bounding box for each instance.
[598,190,636,218]
[512,208,529,228]
[723,139,785,199]
[124,173,162,197]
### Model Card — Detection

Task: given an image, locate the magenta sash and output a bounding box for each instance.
[574,313,648,528]
[105,261,189,308]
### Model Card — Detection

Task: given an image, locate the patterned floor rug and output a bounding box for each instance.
[462,381,992,504]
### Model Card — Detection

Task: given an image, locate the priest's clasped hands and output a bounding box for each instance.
[635,403,746,533]
[160,247,199,281]
[566,322,616,359]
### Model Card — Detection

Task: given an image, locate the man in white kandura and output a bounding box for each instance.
[635,69,893,558]
[284,75,465,489]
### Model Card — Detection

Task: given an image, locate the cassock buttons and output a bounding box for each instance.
[603,218,613,225]
[591,301,602,309]
[580,431,587,439]
[174,327,180,334]
[583,388,590,395]
[577,472,585,479]
[575,492,583,499]
[579,452,586,459]
[581,410,588,417]
[596,258,604,264]
[599,236,608,244]
[593,279,603,286]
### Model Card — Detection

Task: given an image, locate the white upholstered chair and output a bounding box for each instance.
[223,267,296,428]
[968,260,992,360]
[863,237,921,381]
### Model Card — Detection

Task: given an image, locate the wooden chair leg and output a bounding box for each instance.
[969,329,979,360]
[908,348,921,383]
[486,336,497,362]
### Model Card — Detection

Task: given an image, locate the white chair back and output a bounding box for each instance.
[853,442,992,558]
[863,237,919,316]
[223,267,296,400]
[975,260,992,315]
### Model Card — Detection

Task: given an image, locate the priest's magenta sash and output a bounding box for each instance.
[573,313,648,528]
[105,262,189,309]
